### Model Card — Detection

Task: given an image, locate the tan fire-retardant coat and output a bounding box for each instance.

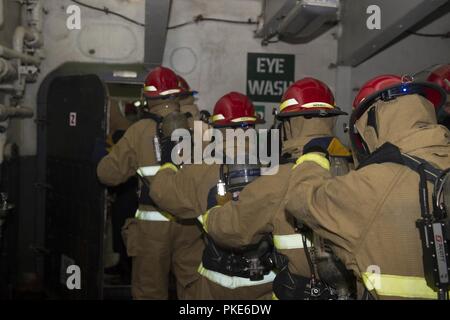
[97,101,203,300]
[285,94,450,299]
[202,118,350,293]
[150,145,275,300]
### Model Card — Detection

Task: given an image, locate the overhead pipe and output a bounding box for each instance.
[0,45,40,65]
[0,0,4,28]
[7,0,43,65]
[0,104,34,122]
[0,58,17,81]
[30,0,43,32]
[23,0,44,49]
[13,26,36,53]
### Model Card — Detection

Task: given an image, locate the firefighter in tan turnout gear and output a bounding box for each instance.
[285,75,450,299]
[177,74,201,131]
[198,78,355,300]
[150,92,276,300]
[97,66,203,300]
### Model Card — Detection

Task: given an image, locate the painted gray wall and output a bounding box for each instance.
[4,0,450,152]
[163,0,338,130]
[353,12,450,90]
[337,11,450,145]
[8,0,338,156]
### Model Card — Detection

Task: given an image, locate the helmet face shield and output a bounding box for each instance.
[221,164,262,193]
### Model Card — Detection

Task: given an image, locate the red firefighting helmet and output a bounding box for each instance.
[211,92,265,128]
[427,64,450,93]
[350,74,446,161]
[426,65,450,112]
[143,67,185,99]
[177,75,198,96]
[277,78,346,119]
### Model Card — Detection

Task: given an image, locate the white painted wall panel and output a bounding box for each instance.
[164,0,338,129]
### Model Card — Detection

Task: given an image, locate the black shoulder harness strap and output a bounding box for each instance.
[358,142,450,300]
[357,142,443,182]
[140,111,164,124]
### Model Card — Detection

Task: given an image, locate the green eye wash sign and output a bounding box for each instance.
[247,53,295,103]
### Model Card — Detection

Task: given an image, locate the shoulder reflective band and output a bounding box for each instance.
[135,210,175,222]
[137,166,161,177]
[293,153,331,171]
[362,272,450,299]
[197,206,221,232]
[159,163,179,173]
[273,234,312,250]
[198,263,276,289]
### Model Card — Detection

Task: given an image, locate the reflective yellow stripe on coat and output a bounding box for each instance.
[198,263,276,290]
[197,206,221,232]
[293,153,330,171]
[273,234,312,250]
[362,272,449,299]
[137,166,161,177]
[135,210,175,222]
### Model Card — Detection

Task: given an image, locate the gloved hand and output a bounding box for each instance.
[303,137,332,160]
[92,138,109,165]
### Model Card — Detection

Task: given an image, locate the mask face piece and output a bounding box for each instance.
[224,163,261,193]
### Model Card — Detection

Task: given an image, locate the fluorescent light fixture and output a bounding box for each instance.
[113,70,138,78]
